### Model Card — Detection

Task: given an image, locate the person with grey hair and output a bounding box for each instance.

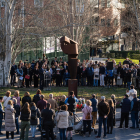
[13,98,20,134]
[48,93,58,110]
[130,93,139,129]
[96,96,110,139]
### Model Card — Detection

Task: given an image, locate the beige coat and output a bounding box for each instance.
[48,98,58,110]
[5,105,16,132]
[56,110,69,128]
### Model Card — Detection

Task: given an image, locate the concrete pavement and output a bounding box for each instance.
[0,108,138,140]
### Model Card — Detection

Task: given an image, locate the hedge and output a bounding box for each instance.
[110,51,140,59]
[130,54,140,60]
[100,53,115,58]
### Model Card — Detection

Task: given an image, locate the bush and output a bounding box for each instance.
[110,51,140,59]
[130,54,140,60]
[100,53,115,58]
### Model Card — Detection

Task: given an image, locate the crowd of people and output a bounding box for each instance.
[0,85,139,140]
[10,57,140,90]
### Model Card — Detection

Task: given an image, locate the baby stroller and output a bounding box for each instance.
[73,114,97,136]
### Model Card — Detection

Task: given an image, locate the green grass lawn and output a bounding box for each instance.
[114,59,139,65]
[0,86,134,106]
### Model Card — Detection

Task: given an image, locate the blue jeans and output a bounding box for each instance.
[131,111,139,128]
[127,82,131,90]
[59,128,66,140]
[83,120,91,135]
[31,125,37,137]
[39,117,42,130]
[98,117,107,137]
[93,79,98,86]
[15,118,19,133]
[0,119,2,133]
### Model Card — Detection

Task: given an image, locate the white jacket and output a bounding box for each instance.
[94,68,99,80]
[3,96,11,108]
[56,110,69,128]
[127,89,137,101]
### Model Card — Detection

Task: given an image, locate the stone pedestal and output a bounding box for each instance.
[68,79,78,97]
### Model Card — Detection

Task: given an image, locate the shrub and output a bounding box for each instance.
[130,54,140,60]
[100,53,115,58]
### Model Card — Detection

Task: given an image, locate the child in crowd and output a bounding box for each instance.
[0,97,3,135]
[66,111,74,140]
[13,98,20,134]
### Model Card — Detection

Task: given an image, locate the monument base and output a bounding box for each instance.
[68,79,78,97]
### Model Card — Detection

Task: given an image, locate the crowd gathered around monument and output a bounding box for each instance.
[10,57,140,90]
[0,85,139,140]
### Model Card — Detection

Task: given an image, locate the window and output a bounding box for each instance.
[34,0,43,7]
[91,16,99,25]
[75,0,84,14]
[107,19,111,27]
[101,0,105,7]
[114,19,118,26]
[101,19,105,26]
[107,0,111,7]
[1,0,5,7]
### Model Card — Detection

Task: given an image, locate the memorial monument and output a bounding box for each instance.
[60,36,78,97]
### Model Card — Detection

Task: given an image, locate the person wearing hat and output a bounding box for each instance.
[118,94,131,129]
[96,96,110,139]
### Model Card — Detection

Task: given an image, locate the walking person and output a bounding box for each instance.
[30,102,41,138]
[90,94,98,129]
[82,100,92,137]
[13,98,20,134]
[5,100,16,140]
[20,102,31,140]
[118,94,131,129]
[57,105,69,140]
[130,93,139,129]
[107,100,114,134]
[96,96,110,139]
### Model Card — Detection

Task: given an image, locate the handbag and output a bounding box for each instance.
[85,107,91,120]
[25,75,30,79]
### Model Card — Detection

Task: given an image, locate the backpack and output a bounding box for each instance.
[31,109,37,120]
[85,107,91,120]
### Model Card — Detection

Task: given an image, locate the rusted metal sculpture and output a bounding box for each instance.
[60,36,78,97]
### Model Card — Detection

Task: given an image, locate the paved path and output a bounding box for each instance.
[0,109,135,140]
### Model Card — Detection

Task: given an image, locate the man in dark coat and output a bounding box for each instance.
[67,91,76,113]
[37,95,47,131]
[118,94,131,129]
[10,63,17,86]
[130,93,139,128]
[41,103,55,140]
[39,65,45,90]
[86,64,93,86]
[96,96,110,139]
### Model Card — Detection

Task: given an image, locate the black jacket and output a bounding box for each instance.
[30,106,41,125]
[132,98,139,112]
[81,67,87,78]
[126,72,132,82]
[33,94,41,105]
[22,96,31,107]
[41,108,55,126]
[59,101,65,107]
[108,106,114,118]
[99,66,105,74]
[120,98,131,113]
[67,96,75,112]
[20,110,30,121]
[98,100,110,117]
[13,104,20,118]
